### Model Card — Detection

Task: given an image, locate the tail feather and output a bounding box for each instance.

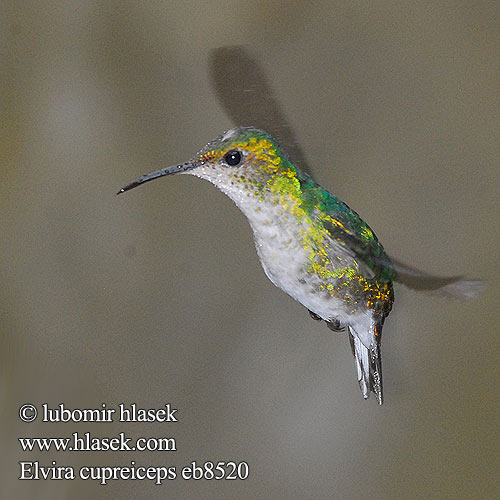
[348,325,383,404]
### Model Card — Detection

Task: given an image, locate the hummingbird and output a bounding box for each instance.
[118,126,481,404]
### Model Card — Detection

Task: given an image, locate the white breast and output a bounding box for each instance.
[194,171,375,348]
[242,202,347,322]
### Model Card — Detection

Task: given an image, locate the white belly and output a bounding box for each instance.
[205,176,375,348]
[247,207,346,320]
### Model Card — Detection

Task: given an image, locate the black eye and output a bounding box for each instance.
[224,150,242,166]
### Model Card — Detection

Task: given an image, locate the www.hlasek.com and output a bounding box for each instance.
[18,403,249,484]
[19,432,176,452]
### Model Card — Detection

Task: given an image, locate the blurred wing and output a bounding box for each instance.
[210,47,483,300]
[209,46,312,175]
[312,189,483,298]
[383,257,484,298]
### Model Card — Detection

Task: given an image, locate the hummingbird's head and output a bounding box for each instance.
[117,127,302,204]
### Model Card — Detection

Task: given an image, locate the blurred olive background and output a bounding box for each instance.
[1,1,499,499]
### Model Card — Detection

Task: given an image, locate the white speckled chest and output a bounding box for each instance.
[193,162,376,348]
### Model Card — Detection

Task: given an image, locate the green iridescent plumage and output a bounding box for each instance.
[118,125,481,404]
[196,128,395,315]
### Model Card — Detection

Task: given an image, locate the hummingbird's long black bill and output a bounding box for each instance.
[117,162,196,195]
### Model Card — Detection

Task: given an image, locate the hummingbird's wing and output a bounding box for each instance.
[317,199,483,298]
[301,178,395,283]
[380,256,484,298]
[299,174,482,297]
[209,46,312,175]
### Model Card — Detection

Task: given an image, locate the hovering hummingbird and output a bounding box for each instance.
[118,126,481,404]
